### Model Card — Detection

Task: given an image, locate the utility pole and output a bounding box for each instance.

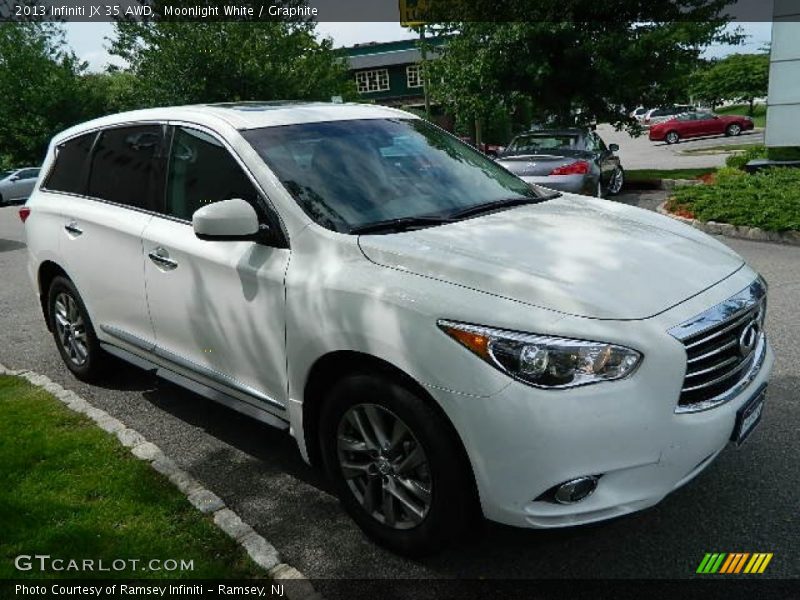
[419,25,431,119]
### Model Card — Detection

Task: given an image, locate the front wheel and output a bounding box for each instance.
[48,276,106,381]
[665,131,680,145]
[319,373,476,556]
[726,123,742,137]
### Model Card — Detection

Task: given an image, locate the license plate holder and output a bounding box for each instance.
[731,385,767,446]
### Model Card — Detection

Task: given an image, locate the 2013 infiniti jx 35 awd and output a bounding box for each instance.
[22,102,772,555]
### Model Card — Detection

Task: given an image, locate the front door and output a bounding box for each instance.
[141,125,290,414]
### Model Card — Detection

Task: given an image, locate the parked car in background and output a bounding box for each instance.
[649,111,754,144]
[629,106,647,121]
[496,128,624,197]
[0,167,40,204]
[643,105,694,127]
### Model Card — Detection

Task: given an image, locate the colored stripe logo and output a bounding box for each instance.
[696,552,773,574]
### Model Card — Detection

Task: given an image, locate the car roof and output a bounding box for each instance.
[53,101,417,144]
[517,129,586,137]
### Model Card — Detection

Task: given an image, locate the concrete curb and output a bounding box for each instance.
[625,178,702,192]
[657,200,800,246]
[0,363,322,600]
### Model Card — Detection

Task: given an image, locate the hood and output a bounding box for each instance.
[358,195,744,320]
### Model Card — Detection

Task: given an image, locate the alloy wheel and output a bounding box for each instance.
[53,292,89,367]
[729,124,742,136]
[337,403,432,530]
[608,168,624,195]
[666,132,679,144]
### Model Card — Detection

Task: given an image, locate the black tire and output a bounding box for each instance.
[607,166,625,196]
[726,123,742,137]
[665,131,680,145]
[47,276,106,381]
[319,372,476,556]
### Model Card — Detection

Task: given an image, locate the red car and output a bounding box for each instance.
[649,111,754,144]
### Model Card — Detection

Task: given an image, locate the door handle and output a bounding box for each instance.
[148,247,178,270]
[64,221,83,236]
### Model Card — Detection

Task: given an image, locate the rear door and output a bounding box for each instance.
[141,124,290,414]
[58,124,165,350]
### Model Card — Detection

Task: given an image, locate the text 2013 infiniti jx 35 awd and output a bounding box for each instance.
[22,102,773,555]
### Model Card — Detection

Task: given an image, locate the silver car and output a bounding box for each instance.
[0,167,41,205]
[496,129,624,197]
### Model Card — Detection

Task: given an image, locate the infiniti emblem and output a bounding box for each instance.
[739,319,760,357]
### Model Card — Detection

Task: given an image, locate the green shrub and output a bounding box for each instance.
[767,146,800,162]
[671,167,800,232]
[725,144,767,170]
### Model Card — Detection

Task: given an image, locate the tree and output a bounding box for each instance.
[0,23,89,168]
[422,5,742,144]
[690,53,769,114]
[109,18,354,107]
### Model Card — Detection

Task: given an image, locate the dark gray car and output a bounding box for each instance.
[496,129,624,197]
[0,167,41,205]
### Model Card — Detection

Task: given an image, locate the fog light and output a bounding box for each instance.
[554,476,598,504]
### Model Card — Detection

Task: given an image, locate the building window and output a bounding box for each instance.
[355,69,390,93]
[406,64,423,88]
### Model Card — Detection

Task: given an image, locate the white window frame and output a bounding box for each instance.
[355,69,390,93]
[406,64,423,89]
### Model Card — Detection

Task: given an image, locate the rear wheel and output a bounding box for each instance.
[319,373,475,556]
[726,123,742,137]
[48,276,106,381]
[665,131,680,145]
[607,167,625,196]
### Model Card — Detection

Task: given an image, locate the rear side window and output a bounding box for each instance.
[164,126,260,221]
[87,125,163,211]
[44,133,96,194]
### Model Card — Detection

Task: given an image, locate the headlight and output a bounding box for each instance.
[438,320,642,389]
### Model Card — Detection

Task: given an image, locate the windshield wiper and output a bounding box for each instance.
[349,215,455,235]
[447,193,560,221]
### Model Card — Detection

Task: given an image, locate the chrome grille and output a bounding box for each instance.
[669,278,767,413]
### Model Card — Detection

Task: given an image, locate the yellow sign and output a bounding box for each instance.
[399,0,428,27]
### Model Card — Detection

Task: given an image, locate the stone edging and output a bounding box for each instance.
[0,363,321,600]
[656,200,800,246]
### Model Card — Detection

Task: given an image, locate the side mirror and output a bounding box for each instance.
[9,175,19,182]
[608,143,620,152]
[193,198,260,242]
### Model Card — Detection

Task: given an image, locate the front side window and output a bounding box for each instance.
[87,125,163,210]
[17,168,40,179]
[44,132,96,195]
[242,118,539,233]
[406,64,422,88]
[355,69,390,93]
[164,126,260,222]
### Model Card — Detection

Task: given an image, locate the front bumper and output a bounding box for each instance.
[426,275,775,529]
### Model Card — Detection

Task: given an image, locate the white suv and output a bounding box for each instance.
[23,102,773,555]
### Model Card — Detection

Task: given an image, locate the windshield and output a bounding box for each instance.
[241,118,539,233]
[505,134,581,155]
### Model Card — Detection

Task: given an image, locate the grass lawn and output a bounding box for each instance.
[626,168,715,182]
[669,167,800,232]
[0,375,262,579]
[681,142,763,154]
[716,103,767,128]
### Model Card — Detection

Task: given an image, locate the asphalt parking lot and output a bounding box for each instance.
[596,123,765,170]
[0,203,797,587]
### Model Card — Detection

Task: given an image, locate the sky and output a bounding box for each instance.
[64,21,774,72]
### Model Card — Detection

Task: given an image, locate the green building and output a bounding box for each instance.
[343,38,445,109]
